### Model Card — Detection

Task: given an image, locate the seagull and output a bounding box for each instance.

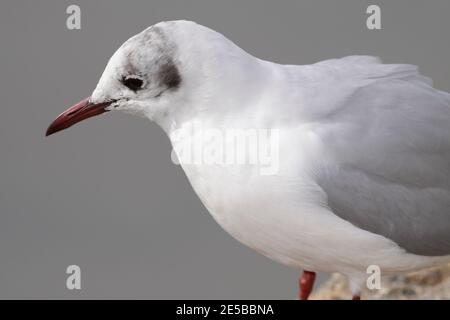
[46,20,450,299]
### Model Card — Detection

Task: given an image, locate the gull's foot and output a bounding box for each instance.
[299,270,316,300]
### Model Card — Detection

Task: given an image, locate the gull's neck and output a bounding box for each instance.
[158,56,294,136]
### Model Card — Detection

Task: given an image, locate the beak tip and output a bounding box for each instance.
[45,125,57,137]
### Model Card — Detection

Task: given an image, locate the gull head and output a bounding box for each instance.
[46,20,252,136]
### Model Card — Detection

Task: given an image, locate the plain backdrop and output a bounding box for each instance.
[1,0,450,299]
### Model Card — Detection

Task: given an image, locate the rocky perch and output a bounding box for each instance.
[311,263,450,300]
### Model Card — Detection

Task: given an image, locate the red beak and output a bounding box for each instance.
[46,97,113,136]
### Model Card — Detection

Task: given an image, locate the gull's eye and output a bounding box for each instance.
[121,76,144,92]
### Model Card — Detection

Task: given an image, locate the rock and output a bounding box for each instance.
[310,263,450,300]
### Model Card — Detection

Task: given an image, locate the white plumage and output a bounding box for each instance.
[49,20,450,297]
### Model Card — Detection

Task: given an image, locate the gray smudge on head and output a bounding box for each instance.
[119,25,182,97]
[158,61,181,89]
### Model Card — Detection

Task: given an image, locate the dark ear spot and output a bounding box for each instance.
[158,61,181,89]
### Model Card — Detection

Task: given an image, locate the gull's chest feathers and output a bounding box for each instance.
[168,122,345,270]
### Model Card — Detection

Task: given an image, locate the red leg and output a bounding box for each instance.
[352,295,361,300]
[299,270,316,300]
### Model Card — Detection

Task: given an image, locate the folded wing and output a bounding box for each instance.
[306,56,450,256]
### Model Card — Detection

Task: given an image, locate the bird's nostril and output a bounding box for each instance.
[66,109,78,116]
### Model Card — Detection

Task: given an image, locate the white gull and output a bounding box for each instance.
[46,20,450,299]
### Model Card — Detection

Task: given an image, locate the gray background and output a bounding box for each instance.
[1,0,449,299]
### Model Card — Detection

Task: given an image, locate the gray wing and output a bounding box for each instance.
[309,58,450,256]
[316,168,450,256]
